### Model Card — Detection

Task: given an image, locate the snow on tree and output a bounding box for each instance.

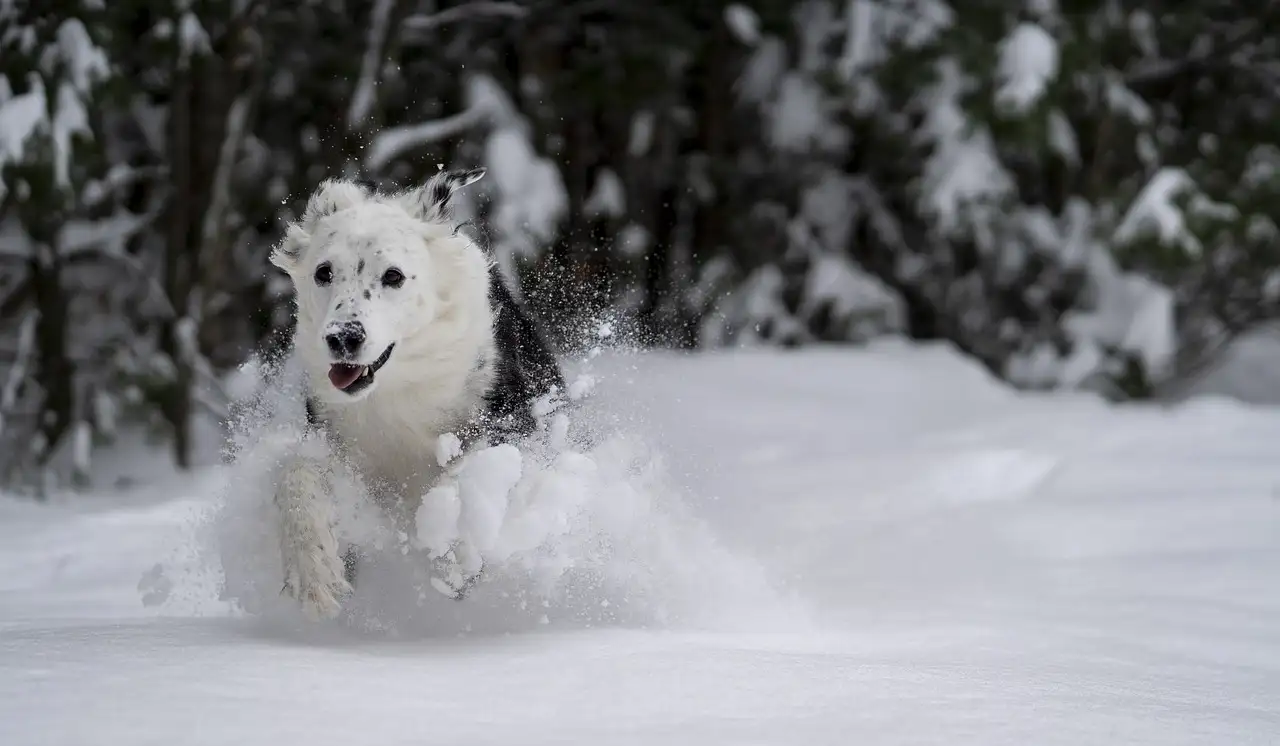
[993,22,1058,116]
[0,3,121,490]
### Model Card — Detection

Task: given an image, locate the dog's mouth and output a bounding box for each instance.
[328,344,394,395]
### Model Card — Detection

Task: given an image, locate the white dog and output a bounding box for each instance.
[267,169,564,619]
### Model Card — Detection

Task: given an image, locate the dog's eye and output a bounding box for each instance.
[314,263,333,286]
[381,268,405,288]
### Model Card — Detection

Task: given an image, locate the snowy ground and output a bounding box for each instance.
[2,341,1279,745]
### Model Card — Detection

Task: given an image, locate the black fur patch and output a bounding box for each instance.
[468,266,565,444]
[428,181,452,211]
[305,397,320,429]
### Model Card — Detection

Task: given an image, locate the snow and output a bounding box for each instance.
[417,443,524,561]
[58,210,151,257]
[1104,72,1153,125]
[1027,0,1059,18]
[364,108,486,171]
[839,0,876,80]
[0,311,36,438]
[710,264,807,345]
[767,73,843,152]
[836,0,953,89]
[627,110,654,156]
[918,60,1013,232]
[71,421,91,480]
[1114,167,1210,257]
[1179,323,1280,404]
[0,75,48,200]
[615,222,650,256]
[1047,108,1079,164]
[3,344,1280,744]
[583,167,625,219]
[1129,10,1159,58]
[723,4,761,45]
[994,22,1059,115]
[54,19,109,92]
[176,11,210,62]
[799,254,905,338]
[50,83,91,191]
[1005,199,1179,388]
[483,123,568,257]
[401,1,528,36]
[735,36,786,105]
[0,18,108,202]
[346,0,395,129]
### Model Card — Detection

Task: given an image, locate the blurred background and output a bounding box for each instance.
[3,0,1279,491]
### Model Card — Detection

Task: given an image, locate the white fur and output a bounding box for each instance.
[268,176,496,618]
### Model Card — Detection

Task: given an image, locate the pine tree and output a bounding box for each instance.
[0,0,118,490]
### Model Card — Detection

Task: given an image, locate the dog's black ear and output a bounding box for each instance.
[411,167,486,223]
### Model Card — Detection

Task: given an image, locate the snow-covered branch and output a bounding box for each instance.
[365,104,490,171]
[1125,23,1263,89]
[346,0,397,130]
[200,93,253,250]
[0,310,37,440]
[0,220,34,262]
[175,315,231,419]
[401,2,527,39]
[82,164,168,207]
[176,11,212,69]
[58,209,175,319]
[58,210,152,258]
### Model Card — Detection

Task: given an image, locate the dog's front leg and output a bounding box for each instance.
[274,456,352,619]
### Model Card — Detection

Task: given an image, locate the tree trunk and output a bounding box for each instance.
[29,245,73,480]
[162,58,195,469]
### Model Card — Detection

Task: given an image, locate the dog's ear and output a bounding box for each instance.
[405,167,486,223]
[300,179,369,231]
[269,223,308,274]
[272,178,369,274]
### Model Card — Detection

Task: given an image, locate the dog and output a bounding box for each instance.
[266,168,565,619]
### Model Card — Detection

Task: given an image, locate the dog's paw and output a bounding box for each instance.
[429,542,484,601]
[281,544,353,620]
[428,565,484,601]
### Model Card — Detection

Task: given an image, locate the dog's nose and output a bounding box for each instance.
[325,321,366,358]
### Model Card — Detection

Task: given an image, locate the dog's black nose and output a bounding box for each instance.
[325,322,366,358]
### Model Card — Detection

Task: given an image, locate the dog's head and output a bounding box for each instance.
[270,169,488,402]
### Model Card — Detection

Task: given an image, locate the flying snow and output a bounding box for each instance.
[204,344,793,637]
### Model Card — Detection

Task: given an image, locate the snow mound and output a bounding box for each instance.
[184,350,799,638]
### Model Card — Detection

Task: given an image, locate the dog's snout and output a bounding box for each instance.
[325,321,366,358]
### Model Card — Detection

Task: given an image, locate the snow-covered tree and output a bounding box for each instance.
[1,0,120,490]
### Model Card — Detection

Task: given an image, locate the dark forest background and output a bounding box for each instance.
[3,0,1279,489]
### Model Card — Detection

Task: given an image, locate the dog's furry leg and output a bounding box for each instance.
[275,457,352,620]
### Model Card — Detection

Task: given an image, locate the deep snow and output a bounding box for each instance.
[2,342,1279,745]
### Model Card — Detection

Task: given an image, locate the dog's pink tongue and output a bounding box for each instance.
[328,364,364,390]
